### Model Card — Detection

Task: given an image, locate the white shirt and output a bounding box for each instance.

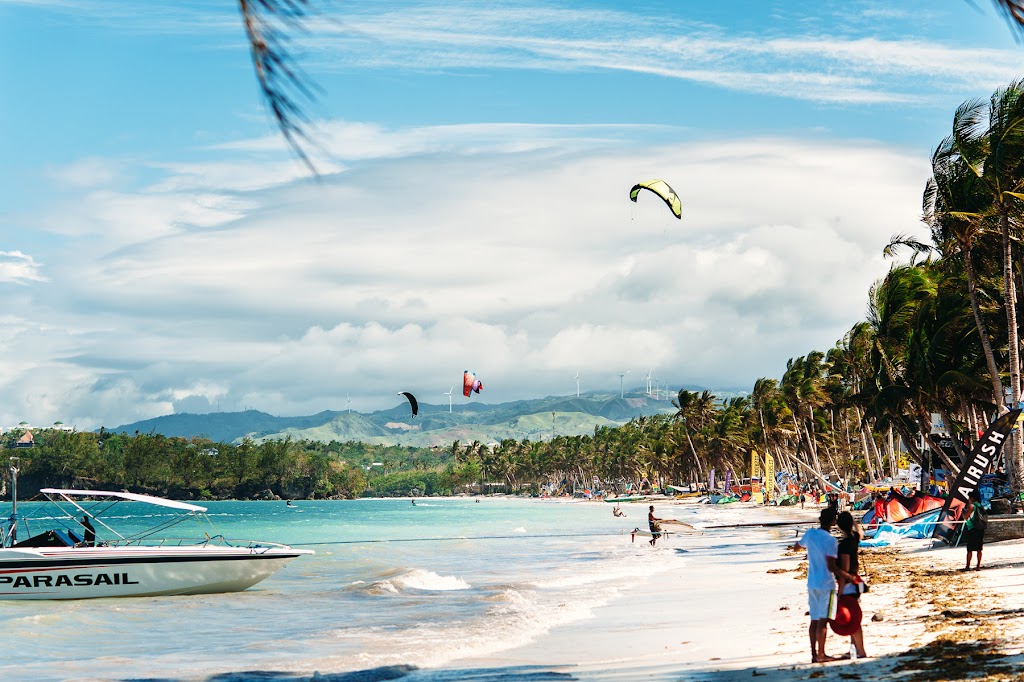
[799,527,838,590]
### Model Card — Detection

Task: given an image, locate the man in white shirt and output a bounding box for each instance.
[790,507,854,662]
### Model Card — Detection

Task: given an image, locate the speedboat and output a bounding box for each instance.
[0,459,312,600]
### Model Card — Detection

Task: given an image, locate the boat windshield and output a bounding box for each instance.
[3,490,216,548]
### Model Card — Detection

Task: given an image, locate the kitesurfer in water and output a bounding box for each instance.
[613,503,625,518]
[647,506,663,546]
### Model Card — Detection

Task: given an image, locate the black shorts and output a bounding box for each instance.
[965,527,984,552]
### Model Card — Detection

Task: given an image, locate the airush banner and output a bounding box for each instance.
[765,454,775,502]
[933,408,1022,542]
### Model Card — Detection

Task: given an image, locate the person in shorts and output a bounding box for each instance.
[790,507,854,662]
[962,490,986,571]
[647,505,663,546]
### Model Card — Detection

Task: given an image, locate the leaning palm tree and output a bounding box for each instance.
[888,134,1004,409]
[950,80,1024,489]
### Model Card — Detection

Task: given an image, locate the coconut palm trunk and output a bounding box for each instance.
[1002,209,1024,489]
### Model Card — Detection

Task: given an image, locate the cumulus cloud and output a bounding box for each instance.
[0,123,929,430]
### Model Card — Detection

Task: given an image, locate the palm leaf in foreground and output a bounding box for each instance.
[239,0,320,173]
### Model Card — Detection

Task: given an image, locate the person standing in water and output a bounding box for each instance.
[647,505,663,546]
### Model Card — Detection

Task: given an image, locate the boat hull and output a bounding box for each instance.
[0,545,312,600]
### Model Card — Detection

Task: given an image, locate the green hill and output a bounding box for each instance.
[105,390,712,446]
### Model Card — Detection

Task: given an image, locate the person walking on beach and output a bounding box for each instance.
[962,490,986,571]
[647,505,663,546]
[790,507,853,663]
[836,511,868,659]
[872,492,886,526]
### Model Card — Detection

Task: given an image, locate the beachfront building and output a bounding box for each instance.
[3,420,75,434]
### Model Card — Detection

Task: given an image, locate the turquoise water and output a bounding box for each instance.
[0,497,688,681]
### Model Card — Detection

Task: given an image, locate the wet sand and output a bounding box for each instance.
[448,501,1024,681]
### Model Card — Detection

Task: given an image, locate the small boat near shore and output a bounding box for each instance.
[0,460,312,600]
[604,495,645,503]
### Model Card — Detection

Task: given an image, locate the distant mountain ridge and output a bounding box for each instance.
[105,391,691,446]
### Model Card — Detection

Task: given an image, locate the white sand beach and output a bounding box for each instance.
[451,499,1024,681]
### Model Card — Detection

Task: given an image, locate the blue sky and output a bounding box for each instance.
[1,0,1022,430]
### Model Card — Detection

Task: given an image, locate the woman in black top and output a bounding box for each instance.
[836,511,867,658]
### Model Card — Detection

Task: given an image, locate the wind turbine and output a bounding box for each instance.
[643,369,653,397]
[445,386,454,413]
[618,370,630,399]
[574,370,580,398]
[346,394,351,413]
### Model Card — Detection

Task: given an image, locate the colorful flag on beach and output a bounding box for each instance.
[765,454,775,502]
[751,450,763,504]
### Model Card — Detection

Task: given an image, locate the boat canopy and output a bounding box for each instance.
[40,489,208,513]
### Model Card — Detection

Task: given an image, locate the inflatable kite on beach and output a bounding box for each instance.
[629,179,682,219]
[398,391,418,418]
[463,371,483,398]
[860,490,947,526]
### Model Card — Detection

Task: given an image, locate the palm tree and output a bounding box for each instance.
[949,80,1024,489]
[889,135,1005,409]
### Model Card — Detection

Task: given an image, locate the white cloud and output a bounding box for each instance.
[12,2,1015,106]
[300,4,1021,104]
[0,252,47,284]
[45,157,124,189]
[1,124,929,429]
